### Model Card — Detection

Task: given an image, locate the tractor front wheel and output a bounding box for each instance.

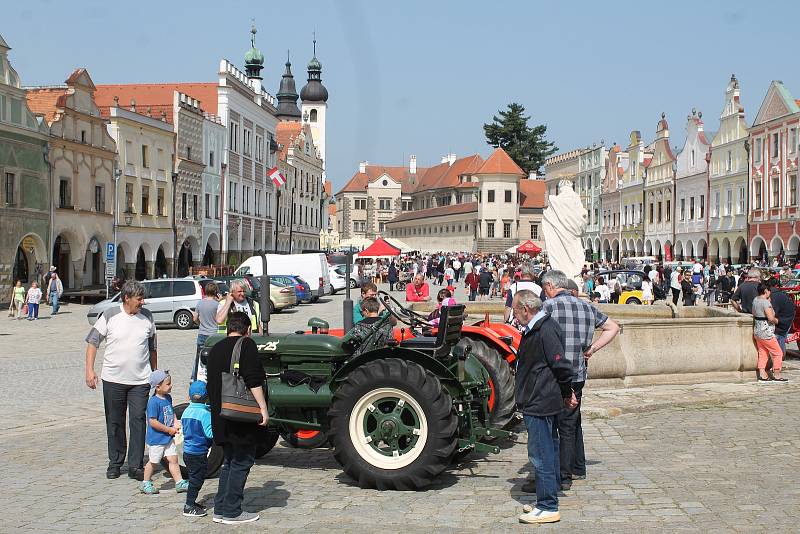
[329,358,457,490]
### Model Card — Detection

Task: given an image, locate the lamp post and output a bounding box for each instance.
[110,167,121,298]
[171,171,178,276]
[288,187,296,253]
[274,188,281,253]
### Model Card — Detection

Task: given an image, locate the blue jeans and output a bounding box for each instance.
[775,333,787,356]
[50,291,60,314]
[214,442,256,518]
[27,302,39,319]
[524,414,560,512]
[468,289,477,301]
[184,451,208,507]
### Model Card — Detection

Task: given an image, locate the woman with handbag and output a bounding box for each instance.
[9,280,26,319]
[205,311,268,525]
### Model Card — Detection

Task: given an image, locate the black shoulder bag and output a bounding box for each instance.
[219,337,263,423]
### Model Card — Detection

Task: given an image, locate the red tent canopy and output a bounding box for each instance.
[516,240,542,254]
[358,237,401,257]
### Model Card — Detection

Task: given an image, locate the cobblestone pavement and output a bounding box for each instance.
[2,296,800,533]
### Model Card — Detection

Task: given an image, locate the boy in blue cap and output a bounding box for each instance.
[181,380,214,517]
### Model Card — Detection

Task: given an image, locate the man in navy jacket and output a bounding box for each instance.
[511,289,577,524]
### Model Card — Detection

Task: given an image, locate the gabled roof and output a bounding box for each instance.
[339,165,423,195]
[65,68,96,90]
[476,148,525,176]
[753,80,800,126]
[519,179,545,209]
[387,202,478,223]
[94,83,217,123]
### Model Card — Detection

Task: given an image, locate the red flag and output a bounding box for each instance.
[268,167,286,187]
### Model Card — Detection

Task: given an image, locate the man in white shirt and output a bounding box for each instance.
[504,263,543,323]
[85,280,157,481]
[452,258,462,282]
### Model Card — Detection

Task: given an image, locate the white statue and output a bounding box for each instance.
[542,179,588,279]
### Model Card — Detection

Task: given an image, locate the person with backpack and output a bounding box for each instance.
[214,280,262,335]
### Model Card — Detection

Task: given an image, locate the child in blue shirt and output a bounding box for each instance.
[142,370,188,494]
[181,381,214,517]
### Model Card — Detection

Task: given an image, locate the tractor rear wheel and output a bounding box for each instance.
[460,337,515,432]
[329,358,457,490]
[280,429,330,449]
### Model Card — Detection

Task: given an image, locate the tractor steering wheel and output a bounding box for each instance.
[378,290,429,330]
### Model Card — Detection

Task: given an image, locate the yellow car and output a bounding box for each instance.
[607,270,646,304]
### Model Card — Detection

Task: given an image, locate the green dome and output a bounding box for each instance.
[307,56,321,71]
[245,46,264,66]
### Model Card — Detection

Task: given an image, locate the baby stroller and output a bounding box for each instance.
[396,270,413,291]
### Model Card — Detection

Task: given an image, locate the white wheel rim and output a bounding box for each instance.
[349,387,428,470]
[177,314,190,327]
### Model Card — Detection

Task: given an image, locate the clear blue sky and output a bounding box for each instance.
[5,0,800,192]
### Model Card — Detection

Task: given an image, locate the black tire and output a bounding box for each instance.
[311,296,320,303]
[460,337,515,433]
[280,430,330,449]
[168,403,225,479]
[348,278,357,289]
[174,310,194,330]
[627,297,642,305]
[255,428,280,459]
[328,358,457,490]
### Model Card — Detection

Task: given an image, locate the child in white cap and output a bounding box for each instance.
[141,369,188,494]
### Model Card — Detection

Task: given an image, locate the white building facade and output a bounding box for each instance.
[576,144,605,261]
[106,104,175,279]
[674,110,712,261]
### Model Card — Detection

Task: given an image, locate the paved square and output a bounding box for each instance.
[2,296,799,533]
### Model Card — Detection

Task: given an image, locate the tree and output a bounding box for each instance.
[483,103,557,175]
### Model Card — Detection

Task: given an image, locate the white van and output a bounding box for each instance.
[235,253,330,302]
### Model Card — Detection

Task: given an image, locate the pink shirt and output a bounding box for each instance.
[406,282,430,302]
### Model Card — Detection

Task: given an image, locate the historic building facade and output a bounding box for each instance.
[27,69,117,289]
[600,144,627,261]
[643,114,676,260]
[619,130,650,259]
[105,103,175,280]
[709,75,749,264]
[576,144,605,261]
[274,121,325,252]
[201,112,225,265]
[380,149,544,253]
[0,34,50,296]
[674,110,712,261]
[748,81,800,262]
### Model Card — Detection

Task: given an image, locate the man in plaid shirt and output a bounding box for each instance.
[534,269,620,492]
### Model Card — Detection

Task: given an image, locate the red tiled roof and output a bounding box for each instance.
[65,68,96,89]
[324,182,332,195]
[387,202,478,224]
[477,148,525,176]
[519,179,545,209]
[26,87,67,124]
[338,165,426,195]
[328,202,336,216]
[94,83,217,123]
[275,121,303,160]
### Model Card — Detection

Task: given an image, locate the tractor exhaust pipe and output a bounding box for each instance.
[343,251,354,331]
[258,249,270,336]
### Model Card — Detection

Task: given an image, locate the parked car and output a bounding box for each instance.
[197,278,229,297]
[271,275,311,303]
[332,264,360,289]
[606,270,646,304]
[329,268,347,294]
[87,278,203,329]
[236,253,330,302]
[218,275,297,313]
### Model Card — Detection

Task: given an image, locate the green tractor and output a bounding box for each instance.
[189,288,512,490]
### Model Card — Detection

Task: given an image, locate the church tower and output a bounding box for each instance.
[275,51,301,121]
[300,38,328,178]
[244,22,264,93]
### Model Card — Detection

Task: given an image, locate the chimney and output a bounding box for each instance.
[359,161,368,173]
[409,154,417,175]
[528,171,538,180]
[130,98,136,112]
[447,153,456,166]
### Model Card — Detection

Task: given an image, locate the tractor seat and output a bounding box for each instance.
[399,336,437,349]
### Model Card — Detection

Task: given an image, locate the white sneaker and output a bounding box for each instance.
[519,507,561,524]
[221,511,260,525]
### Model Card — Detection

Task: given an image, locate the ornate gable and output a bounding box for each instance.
[753,81,800,126]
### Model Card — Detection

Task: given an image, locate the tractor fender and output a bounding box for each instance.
[331,347,466,396]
